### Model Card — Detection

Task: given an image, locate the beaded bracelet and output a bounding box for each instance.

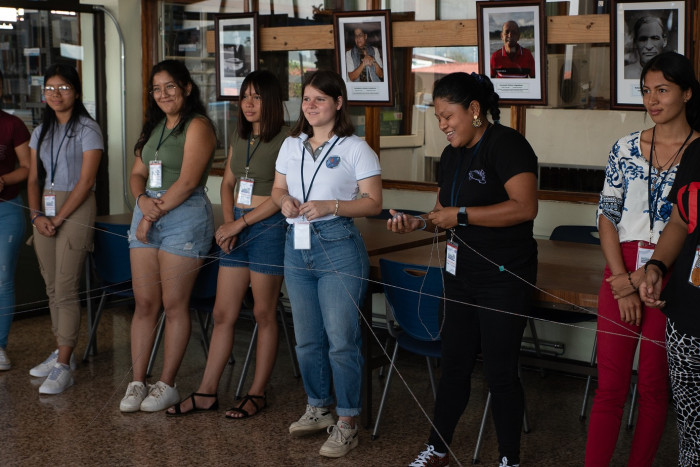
[627,271,637,291]
[334,199,339,217]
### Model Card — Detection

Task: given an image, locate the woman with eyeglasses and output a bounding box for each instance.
[0,69,31,372]
[26,64,103,394]
[119,59,216,412]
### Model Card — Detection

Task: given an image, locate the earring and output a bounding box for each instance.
[472,114,483,128]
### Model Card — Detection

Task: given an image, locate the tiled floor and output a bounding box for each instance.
[0,307,678,466]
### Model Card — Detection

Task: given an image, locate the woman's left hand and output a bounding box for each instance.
[606,269,641,299]
[136,218,152,243]
[428,207,458,230]
[299,200,333,221]
[216,221,243,252]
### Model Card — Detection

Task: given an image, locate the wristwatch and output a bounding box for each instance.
[457,206,469,227]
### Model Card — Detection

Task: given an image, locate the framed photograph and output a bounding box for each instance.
[214,13,257,100]
[477,0,546,105]
[611,0,689,109]
[333,10,393,106]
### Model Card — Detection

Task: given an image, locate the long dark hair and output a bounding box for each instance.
[237,70,285,142]
[290,70,354,139]
[433,72,501,124]
[641,52,700,131]
[135,59,213,154]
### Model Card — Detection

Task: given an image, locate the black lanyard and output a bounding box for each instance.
[450,126,489,207]
[154,120,176,159]
[647,127,693,232]
[300,136,340,203]
[245,135,261,177]
[49,125,70,187]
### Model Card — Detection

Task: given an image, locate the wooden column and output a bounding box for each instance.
[510,105,526,136]
[365,107,381,158]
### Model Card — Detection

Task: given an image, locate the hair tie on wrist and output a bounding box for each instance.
[644,259,668,278]
[242,213,249,226]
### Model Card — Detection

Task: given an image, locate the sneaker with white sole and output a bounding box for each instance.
[120,381,147,412]
[29,350,76,377]
[38,363,74,394]
[499,456,520,467]
[0,348,10,371]
[409,444,450,466]
[289,404,336,437]
[139,381,179,412]
[319,420,359,458]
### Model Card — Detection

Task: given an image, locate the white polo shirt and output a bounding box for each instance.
[276,133,381,224]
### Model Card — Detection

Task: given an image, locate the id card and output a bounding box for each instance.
[238,178,254,206]
[446,241,458,276]
[149,160,162,188]
[636,241,655,270]
[689,247,700,287]
[294,222,311,250]
[44,194,56,217]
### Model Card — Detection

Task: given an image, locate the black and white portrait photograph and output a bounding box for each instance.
[214,13,257,100]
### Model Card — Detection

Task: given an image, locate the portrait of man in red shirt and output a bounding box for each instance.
[490,20,535,79]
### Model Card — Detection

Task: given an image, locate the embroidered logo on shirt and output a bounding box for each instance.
[326,156,341,168]
[469,169,486,184]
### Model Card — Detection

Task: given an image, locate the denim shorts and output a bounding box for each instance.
[128,187,214,258]
[219,207,285,275]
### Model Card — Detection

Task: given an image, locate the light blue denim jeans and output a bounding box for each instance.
[284,216,368,417]
[0,196,26,348]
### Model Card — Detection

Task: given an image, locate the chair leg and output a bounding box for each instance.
[194,309,210,358]
[473,392,492,464]
[277,300,299,378]
[519,364,530,434]
[580,334,598,422]
[82,292,107,361]
[371,341,399,441]
[235,322,258,399]
[627,382,638,430]
[146,313,166,377]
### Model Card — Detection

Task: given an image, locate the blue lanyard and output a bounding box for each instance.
[49,125,70,187]
[450,126,488,207]
[300,136,340,203]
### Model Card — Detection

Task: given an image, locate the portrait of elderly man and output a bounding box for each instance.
[345,26,384,82]
[624,15,668,80]
[490,20,535,79]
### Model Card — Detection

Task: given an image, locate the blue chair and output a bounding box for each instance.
[549,225,600,245]
[371,258,444,440]
[83,221,133,361]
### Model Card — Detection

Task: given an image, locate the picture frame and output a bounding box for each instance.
[611,0,689,109]
[477,0,546,105]
[214,13,257,100]
[333,10,393,106]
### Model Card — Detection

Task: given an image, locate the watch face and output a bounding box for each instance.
[458,212,468,226]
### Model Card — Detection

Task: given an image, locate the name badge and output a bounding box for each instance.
[636,241,655,270]
[44,194,56,217]
[446,241,458,276]
[689,247,700,288]
[294,221,311,250]
[149,160,162,188]
[238,178,254,206]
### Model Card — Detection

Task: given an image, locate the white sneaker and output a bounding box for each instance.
[319,420,359,458]
[38,363,74,394]
[120,381,147,412]
[499,456,520,467]
[140,381,179,412]
[289,404,336,437]
[29,350,76,377]
[0,348,10,370]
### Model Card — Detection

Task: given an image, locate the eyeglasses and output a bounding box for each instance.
[149,83,179,97]
[42,85,72,95]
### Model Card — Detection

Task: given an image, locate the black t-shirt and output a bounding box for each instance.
[662,139,700,336]
[437,123,538,281]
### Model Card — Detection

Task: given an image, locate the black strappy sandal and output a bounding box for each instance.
[225,393,267,419]
[166,392,219,417]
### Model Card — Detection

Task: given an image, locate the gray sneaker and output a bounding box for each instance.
[38,363,74,395]
[0,348,10,371]
[289,404,335,437]
[29,350,76,377]
[319,420,359,458]
[120,381,147,412]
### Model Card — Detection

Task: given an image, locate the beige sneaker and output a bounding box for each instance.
[139,381,179,412]
[120,381,147,412]
[289,404,335,437]
[319,420,358,458]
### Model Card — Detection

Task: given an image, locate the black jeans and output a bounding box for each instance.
[428,271,533,462]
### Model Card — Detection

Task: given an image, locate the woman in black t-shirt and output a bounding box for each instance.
[388,72,538,467]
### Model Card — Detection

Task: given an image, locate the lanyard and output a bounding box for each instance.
[647,127,693,237]
[300,136,340,203]
[154,120,176,159]
[245,135,261,178]
[49,125,70,188]
[450,126,489,207]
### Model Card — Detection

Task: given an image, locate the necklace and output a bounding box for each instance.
[249,134,259,145]
[651,126,693,171]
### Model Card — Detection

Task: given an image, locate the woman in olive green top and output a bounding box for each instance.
[166,70,288,418]
[120,60,217,413]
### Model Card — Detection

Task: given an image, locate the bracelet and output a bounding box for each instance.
[242,213,249,226]
[31,212,45,225]
[644,259,668,278]
[334,199,339,217]
[415,215,428,231]
[627,271,638,291]
[135,193,146,208]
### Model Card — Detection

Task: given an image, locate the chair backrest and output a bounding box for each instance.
[549,225,600,245]
[380,258,443,342]
[93,221,131,284]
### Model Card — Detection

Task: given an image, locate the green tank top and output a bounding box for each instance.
[229,125,289,196]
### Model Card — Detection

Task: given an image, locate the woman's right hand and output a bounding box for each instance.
[34,216,56,237]
[606,272,636,299]
[639,266,665,308]
[140,196,167,222]
[216,220,242,254]
[280,195,301,218]
[136,218,152,243]
[386,209,421,234]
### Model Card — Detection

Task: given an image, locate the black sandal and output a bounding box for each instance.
[225,393,267,419]
[166,392,219,417]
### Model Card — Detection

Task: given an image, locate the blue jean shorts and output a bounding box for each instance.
[219,207,285,275]
[128,187,214,258]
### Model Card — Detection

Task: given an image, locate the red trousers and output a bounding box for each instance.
[585,242,669,467]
